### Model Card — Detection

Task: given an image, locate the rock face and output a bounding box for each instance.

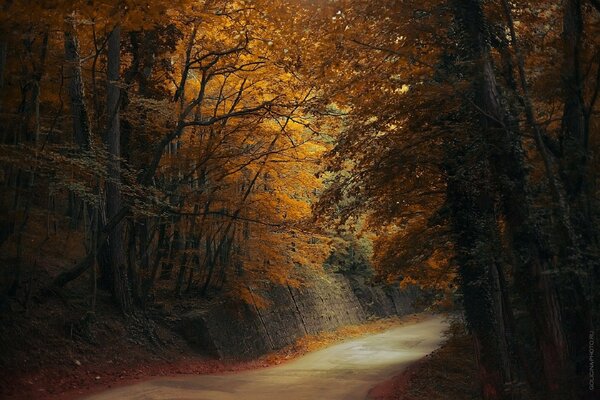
[179,272,423,359]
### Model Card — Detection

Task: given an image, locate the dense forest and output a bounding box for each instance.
[0,1,598,399]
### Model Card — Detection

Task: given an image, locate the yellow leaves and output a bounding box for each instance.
[5,0,335,303]
[399,276,418,288]
[425,249,448,271]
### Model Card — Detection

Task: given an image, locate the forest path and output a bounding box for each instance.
[84,315,448,400]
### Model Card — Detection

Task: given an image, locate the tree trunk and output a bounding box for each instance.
[445,144,511,400]
[453,0,575,397]
[24,30,48,144]
[64,16,91,150]
[560,0,586,199]
[127,220,140,303]
[0,39,7,113]
[559,0,597,382]
[141,220,166,307]
[104,24,132,315]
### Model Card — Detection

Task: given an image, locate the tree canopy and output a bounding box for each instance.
[0,1,598,399]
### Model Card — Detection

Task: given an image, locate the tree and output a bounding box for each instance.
[313,0,598,398]
[102,22,133,314]
[0,0,332,315]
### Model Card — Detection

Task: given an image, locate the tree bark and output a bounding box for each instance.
[141,220,166,307]
[0,39,7,113]
[560,0,586,199]
[104,24,132,315]
[445,143,511,400]
[64,16,91,150]
[559,0,597,381]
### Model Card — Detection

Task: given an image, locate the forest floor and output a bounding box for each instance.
[0,274,424,400]
[366,319,480,400]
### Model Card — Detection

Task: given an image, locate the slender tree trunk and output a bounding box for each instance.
[494,258,536,395]
[560,0,586,199]
[104,24,132,315]
[141,221,166,307]
[174,252,188,295]
[185,251,198,293]
[137,218,150,303]
[64,15,91,150]
[25,30,48,144]
[0,83,13,245]
[0,39,7,113]
[127,220,140,303]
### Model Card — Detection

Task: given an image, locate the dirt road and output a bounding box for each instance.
[84,315,448,400]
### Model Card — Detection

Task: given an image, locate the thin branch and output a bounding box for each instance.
[349,38,435,69]
[175,211,283,227]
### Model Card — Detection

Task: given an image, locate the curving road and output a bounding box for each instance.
[85,315,448,400]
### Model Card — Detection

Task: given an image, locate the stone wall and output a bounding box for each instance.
[179,272,422,359]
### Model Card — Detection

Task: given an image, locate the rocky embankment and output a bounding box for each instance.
[179,273,423,359]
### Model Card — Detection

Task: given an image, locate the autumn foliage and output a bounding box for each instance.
[0,1,336,311]
[0,1,598,399]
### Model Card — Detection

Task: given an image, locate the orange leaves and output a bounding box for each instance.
[231,284,270,309]
[119,1,338,297]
